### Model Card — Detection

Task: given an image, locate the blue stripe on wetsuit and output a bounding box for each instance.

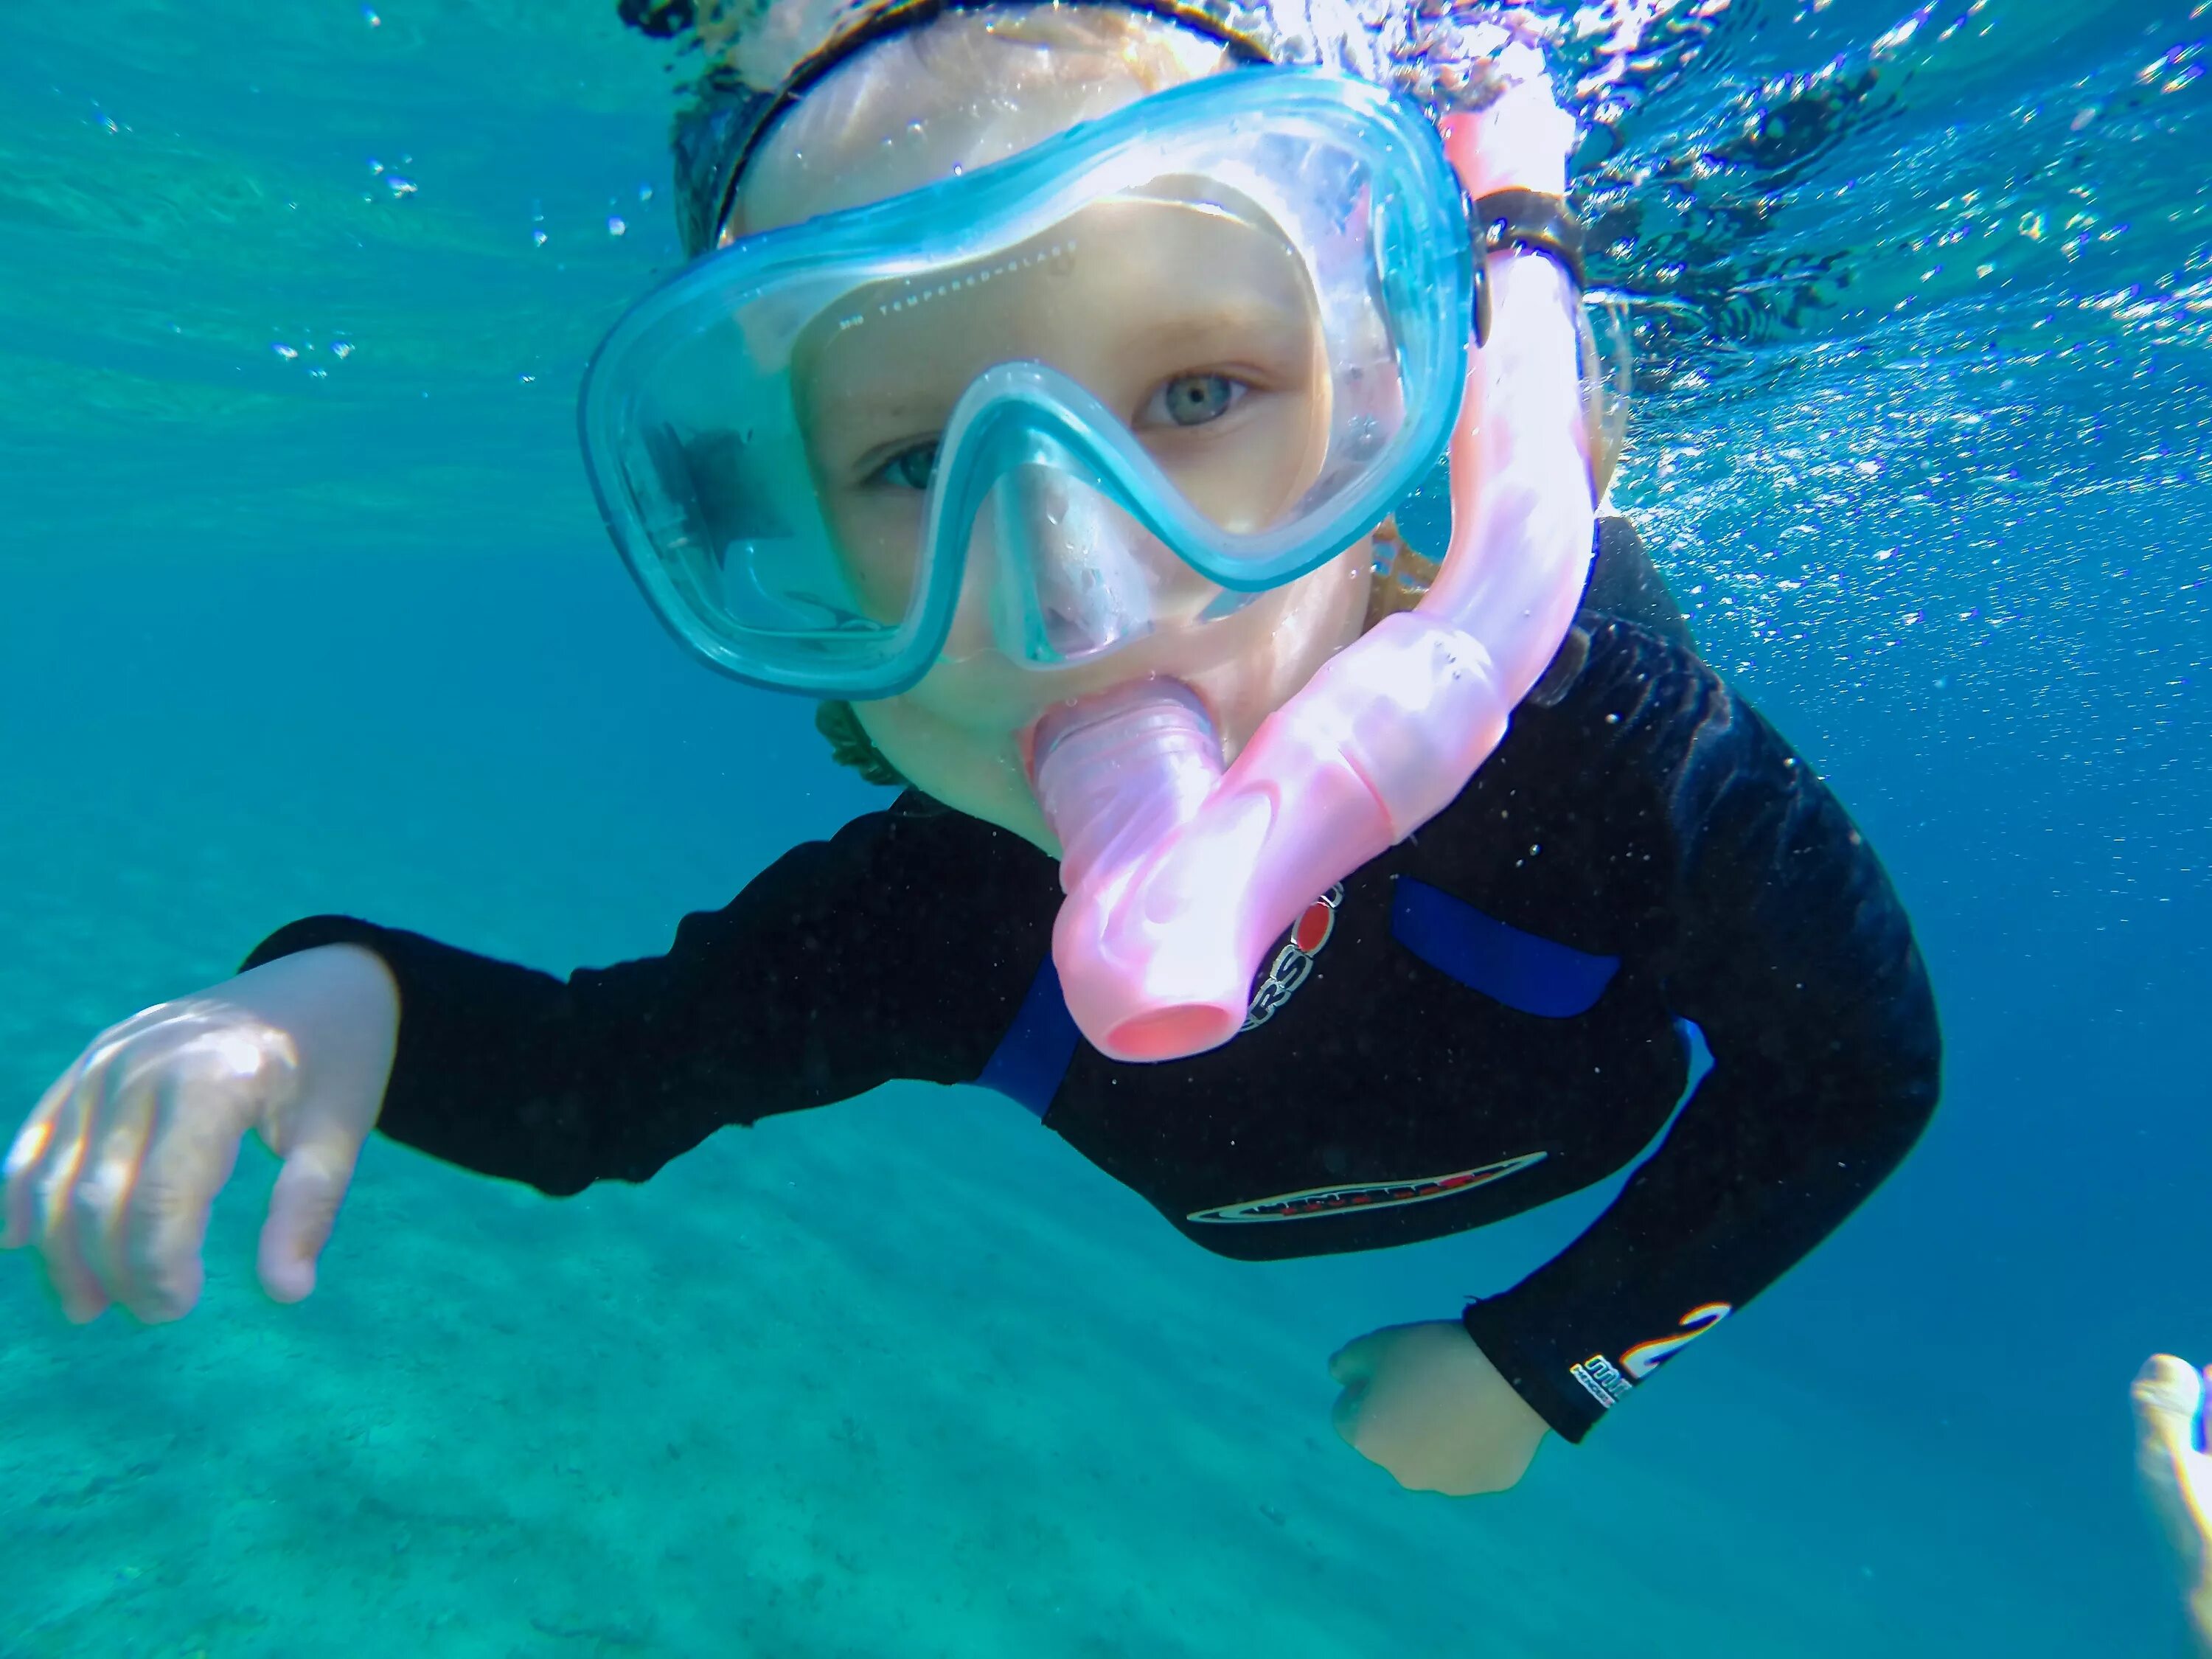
[976,879,1621,1116]
[1389,876,1619,1017]
[975,953,1084,1118]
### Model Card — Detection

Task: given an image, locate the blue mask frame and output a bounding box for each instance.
[580,66,1474,700]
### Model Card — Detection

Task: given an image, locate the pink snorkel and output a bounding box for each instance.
[1030,72,1596,1062]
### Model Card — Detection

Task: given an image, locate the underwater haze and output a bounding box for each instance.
[3,0,2208,1654]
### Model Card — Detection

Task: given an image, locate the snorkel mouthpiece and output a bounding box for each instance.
[1032,681,1222,891]
[1031,681,1248,1060]
[1033,621,1523,1065]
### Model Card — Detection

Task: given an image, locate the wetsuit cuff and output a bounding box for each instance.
[241,915,398,978]
[240,916,433,1140]
[1461,1299,1609,1444]
[240,917,582,1189]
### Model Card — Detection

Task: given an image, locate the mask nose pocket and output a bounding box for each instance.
[988,462,1165,667]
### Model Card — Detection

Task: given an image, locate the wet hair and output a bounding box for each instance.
[725,4,1234,238]
[815,698,909,786]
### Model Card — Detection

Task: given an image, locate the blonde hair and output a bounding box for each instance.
[822,2,1231,97]
[728,5,1232,236]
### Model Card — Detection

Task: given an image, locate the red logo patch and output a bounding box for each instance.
[1291,897,1336,956]
[1242,885,1344,1031]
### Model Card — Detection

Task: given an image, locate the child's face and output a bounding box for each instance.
[736,18,1377,850]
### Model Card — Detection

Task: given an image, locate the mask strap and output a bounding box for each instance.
[1467,188,1587,347]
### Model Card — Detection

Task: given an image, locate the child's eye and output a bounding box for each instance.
[1143,372,1248,430]
[869,439,940,491]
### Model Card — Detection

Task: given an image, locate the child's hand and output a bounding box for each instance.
[4,945,397,1324]
[2133,1354,2212,1653]
[1328,1319,1550,1495]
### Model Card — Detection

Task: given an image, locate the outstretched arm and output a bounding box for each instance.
[7,796,1051,1323]
[244,799,1051,1195]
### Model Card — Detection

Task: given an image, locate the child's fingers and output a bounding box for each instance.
[122,1060,257,1323]
[2135,1354,2212,1586]
[2136,1354,2208,1459]
[18,1052,113,1322]
[4,1069,77,1249]
[66,1050,163,1315]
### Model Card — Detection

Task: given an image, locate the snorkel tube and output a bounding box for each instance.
[1032,56,1596,1062]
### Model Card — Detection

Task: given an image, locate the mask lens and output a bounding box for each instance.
[594,294,907,690]
[788,184,1381,665]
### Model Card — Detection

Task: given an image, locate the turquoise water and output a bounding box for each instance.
[2,1,2208,1653]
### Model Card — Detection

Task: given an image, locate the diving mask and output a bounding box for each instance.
[579,68,1473,700]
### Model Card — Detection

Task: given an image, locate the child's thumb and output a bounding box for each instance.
[257,1127,366,1304]
[1328,1334,1380,1386]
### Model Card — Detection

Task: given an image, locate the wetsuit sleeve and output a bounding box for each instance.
[239,801,1051,1197]
[1461,627,1941,1441]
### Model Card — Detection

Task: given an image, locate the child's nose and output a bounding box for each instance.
[977,464,1210,667]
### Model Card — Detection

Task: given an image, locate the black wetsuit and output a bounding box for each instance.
[245,524,1939,1443]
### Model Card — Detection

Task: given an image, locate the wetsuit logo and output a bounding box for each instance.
[1570,1354,1633,1411]
[1570,1301,1734,1413]
[1186,1150,1548,1224]
[1621,1301,1732,1380]
[1242,885,1343,1030]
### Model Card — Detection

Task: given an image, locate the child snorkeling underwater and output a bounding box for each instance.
[4,0,1938,1498]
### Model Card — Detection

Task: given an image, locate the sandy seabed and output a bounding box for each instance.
[0,1061,2132,1658]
